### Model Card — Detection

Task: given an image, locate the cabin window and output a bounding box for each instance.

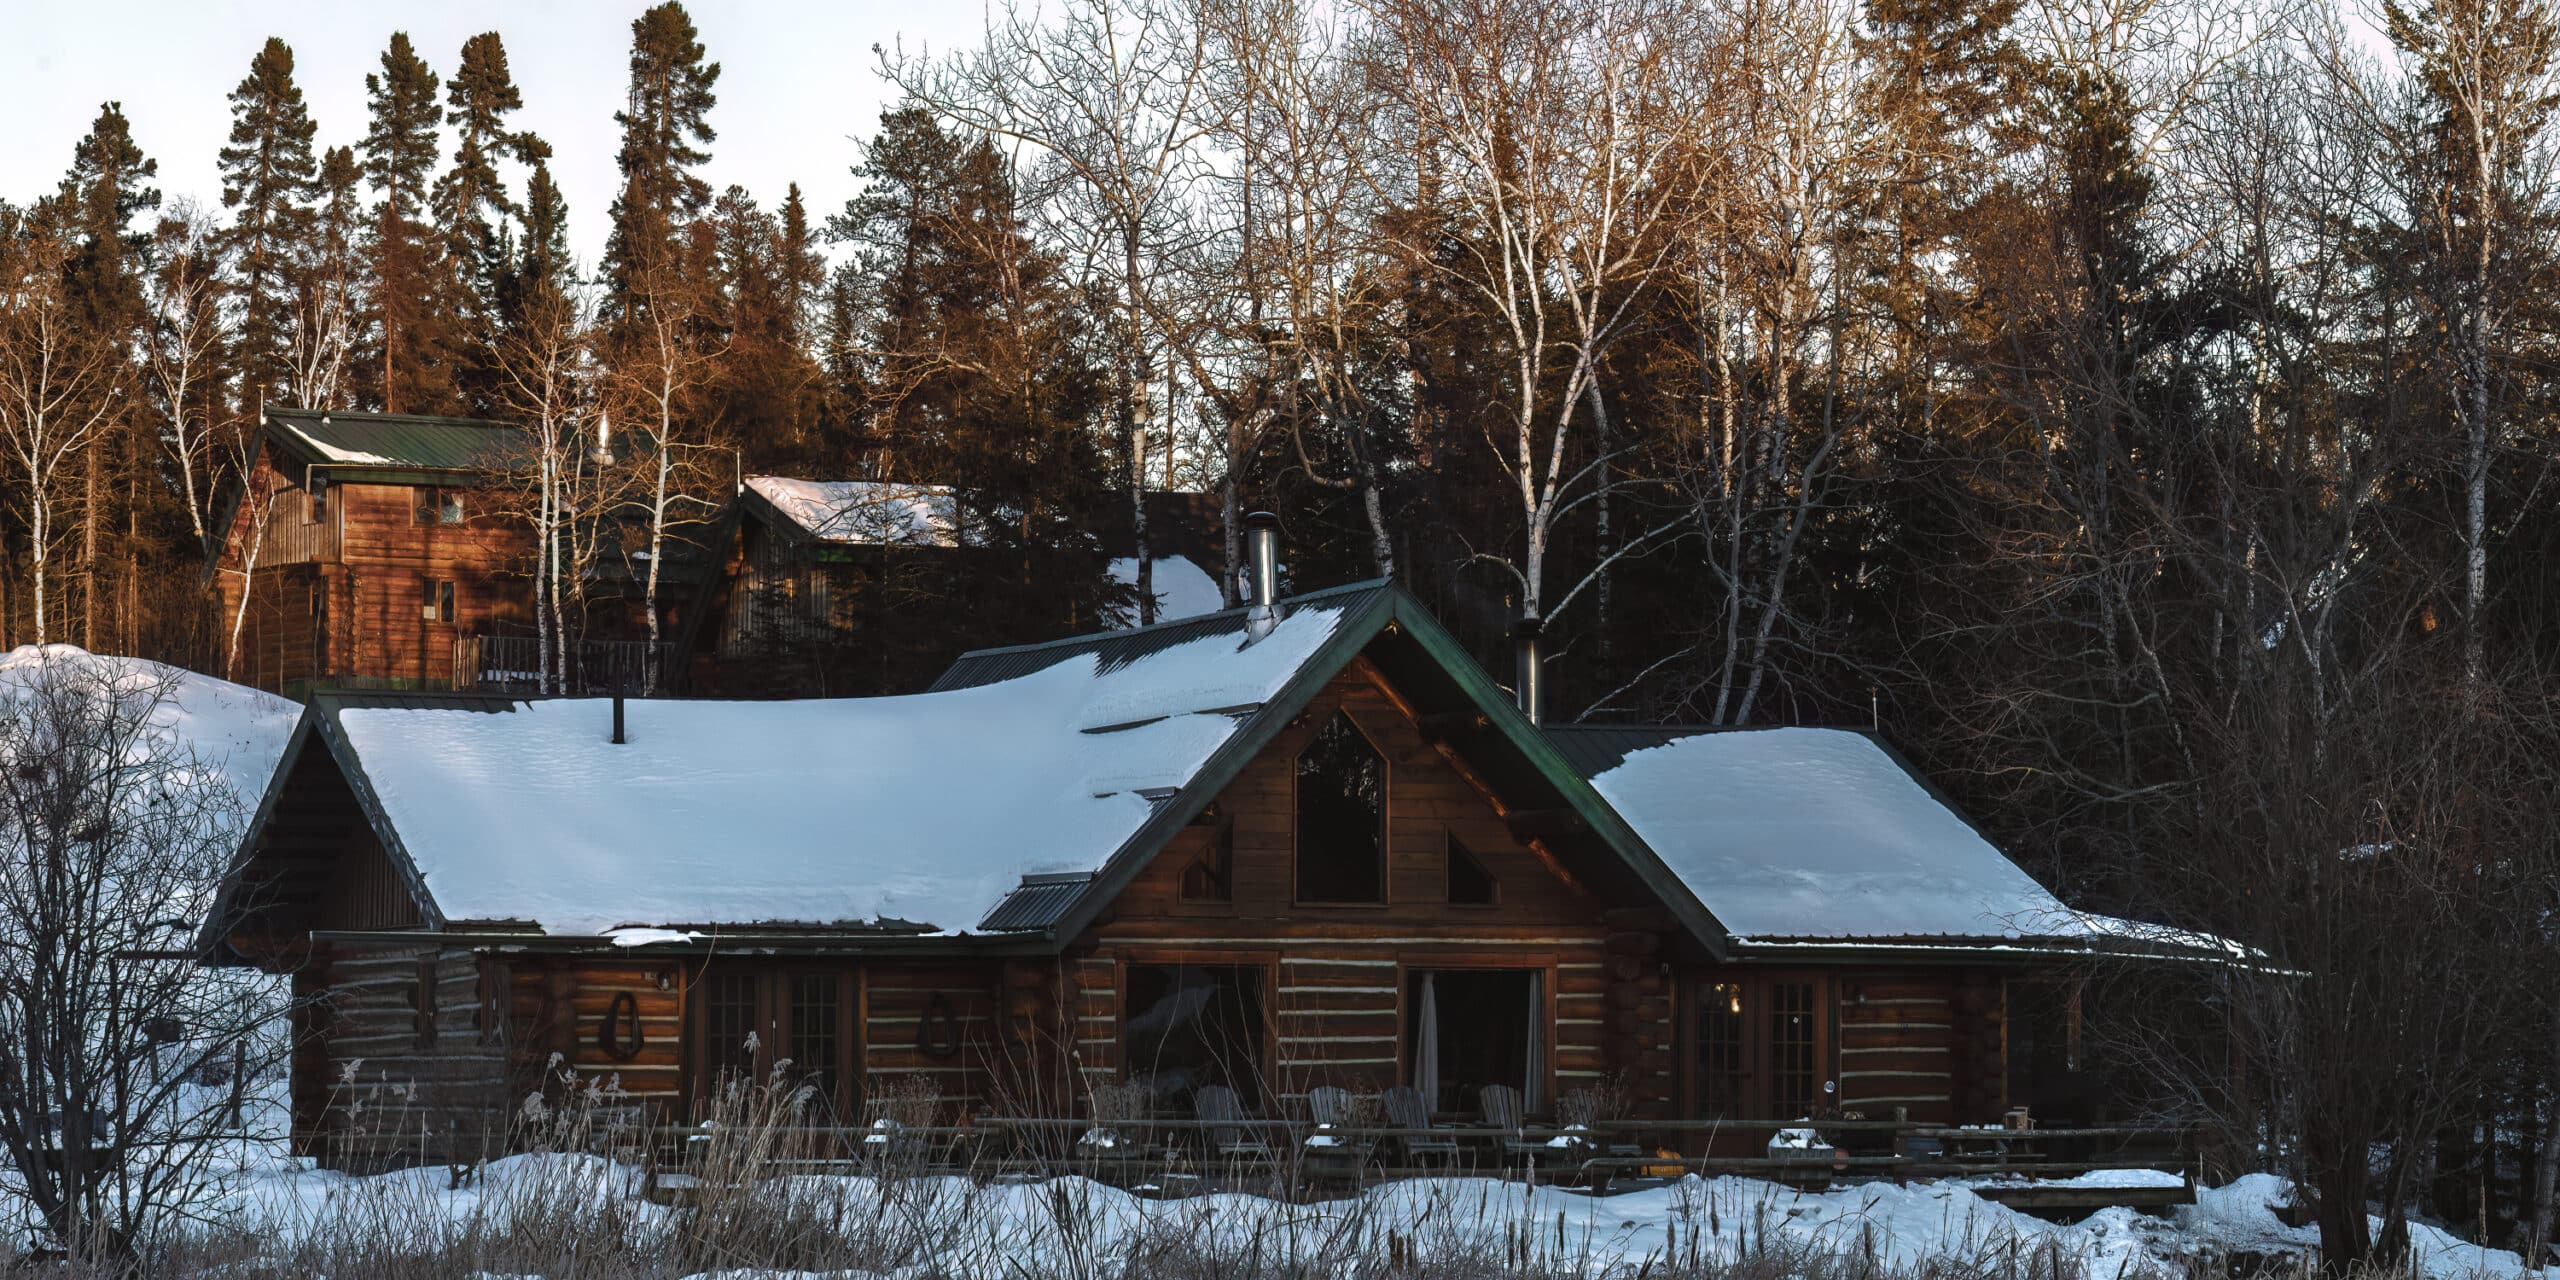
[789,974,845,1106]
[1406,967,1545,1116]
[1180,825,1233,903]
[1123,963,1268,1107]
[414,487,466,525]
[1445,833,1497,905]
[1687,972,1832,1122]
[701,973,760,1075]
[422,579,456,624]
[1294,713,1386,904]
[692,968,858,1119]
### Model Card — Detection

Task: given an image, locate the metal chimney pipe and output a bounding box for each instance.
[1244,511,1280,641]
[1513,617,1544,726]
[611,691,627,745]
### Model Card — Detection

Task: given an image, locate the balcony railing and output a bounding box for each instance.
[454,634,682,696]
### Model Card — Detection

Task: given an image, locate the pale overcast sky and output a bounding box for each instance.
[0,0,991,267]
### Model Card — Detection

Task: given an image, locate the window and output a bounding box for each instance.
[789,974,843,1103]
[692,968,858,1119]
[414,487,465,525]
[305,482,328,525]
[1407,967,1545,1116]
[1695,982,1745,1117]
[1445,833,1497,905]
[422,579,455,624]
[1180,825,1234,903]
[1295,713,1386,903]
[1123,963,1268,1107]
[1687,972,1832,1122]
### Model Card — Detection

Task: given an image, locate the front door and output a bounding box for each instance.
[690,966,860,1122]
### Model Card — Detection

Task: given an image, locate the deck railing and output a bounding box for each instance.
[453,634,682,696]
[625,1114,2203,1201]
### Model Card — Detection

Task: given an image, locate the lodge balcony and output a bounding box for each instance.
[452,633,684,696]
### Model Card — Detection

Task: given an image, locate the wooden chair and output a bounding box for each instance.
[1381,1085,1460,1165]
[1299,1086,1367,1179]
[1479,1084,1549,1163]
[1307,1086,1354,1128]
[1195,1085,1272,1160]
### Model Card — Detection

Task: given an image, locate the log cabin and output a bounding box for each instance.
[680,477,1229,695]
[214,408,707,698]
[201,522,2216,1170]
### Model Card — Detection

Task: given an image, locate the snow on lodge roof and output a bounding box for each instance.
[745,476,967,547]
[1552,724,2207,953]
[325,594,1361,937]
[228,578,2216,960]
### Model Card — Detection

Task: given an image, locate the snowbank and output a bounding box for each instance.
[1109,553,1227,625]
[0,644,299,810]
[195,1161,2560,1280]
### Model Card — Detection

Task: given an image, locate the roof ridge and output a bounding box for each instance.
[950,578,1392,662]
[1545,722,1883,736]
[267,407,518,431]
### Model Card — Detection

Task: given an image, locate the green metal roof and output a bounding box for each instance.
[263,407,523,484]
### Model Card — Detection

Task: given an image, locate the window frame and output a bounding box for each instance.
[1681,970,1835,1124]
[422,578,456,625]
[1116,955,1278,1107]
[413,486,466,526]
[1442,830,1500,907]
[1290,709,1391,907]
[687,965,862,1122]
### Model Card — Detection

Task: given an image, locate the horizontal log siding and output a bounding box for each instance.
[862,960,1005,1120]
[305,946,509,1170]
[336,482,534,689]
[1080,667,1639,1118]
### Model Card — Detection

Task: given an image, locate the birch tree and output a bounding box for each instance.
[142,206,227,565]
[0,229,121,647]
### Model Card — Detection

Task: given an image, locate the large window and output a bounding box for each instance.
[1406,967,1545,1116]
[1688,972,1831,1122]
[692,967,858,1119]
[1123,963,1268,1109]
[1295,713,1386,903]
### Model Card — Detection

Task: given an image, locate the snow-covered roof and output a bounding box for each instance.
[325,597,1360,936]
[1107,555,1227,626]
[0,645,299,812]
[1578,727,2112,944]
[745,476,967,548]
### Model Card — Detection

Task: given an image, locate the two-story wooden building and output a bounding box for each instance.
[204,539,2215,1167]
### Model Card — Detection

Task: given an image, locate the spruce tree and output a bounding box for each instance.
[217,37,319,412]
[603,1,720,313]
[59,103,160,345]
[436,32,545,412]
[361,32,450,413]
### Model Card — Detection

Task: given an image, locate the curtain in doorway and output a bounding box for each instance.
[1524,970,1544,1112]
[1415,971,1441,1112]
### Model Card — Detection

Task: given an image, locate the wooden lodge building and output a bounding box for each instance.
[202,521,2214,1170]
[213,406,720,698]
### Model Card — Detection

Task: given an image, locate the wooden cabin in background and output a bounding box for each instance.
[214,408,711,698]
[215,409,529,697]
[203,553,2216,1170]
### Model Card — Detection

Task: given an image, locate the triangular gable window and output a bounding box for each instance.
[1296,712,1386,903]
[1181,824,1234,903]
[1446,832,1497,905]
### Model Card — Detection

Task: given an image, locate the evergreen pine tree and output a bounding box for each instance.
[436,31,545,412]
[602,1,720,314]
[59,103,160,346]
[217,37,319,411]
[360,32,451,413]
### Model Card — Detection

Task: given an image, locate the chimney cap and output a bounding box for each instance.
[1245,509,1280,531]
[1512,615,1544,639]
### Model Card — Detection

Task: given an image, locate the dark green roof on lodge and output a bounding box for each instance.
[263,407,522,485]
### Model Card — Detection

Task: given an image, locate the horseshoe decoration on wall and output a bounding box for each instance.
[597,990,645,1061]
[917,992,961,1060]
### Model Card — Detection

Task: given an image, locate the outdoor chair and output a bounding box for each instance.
[1381,1085,1460,1165]
[1195,1085,1273,1160]
[1479,1084,1552,1163]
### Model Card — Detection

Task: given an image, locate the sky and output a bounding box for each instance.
[0,0,993,268]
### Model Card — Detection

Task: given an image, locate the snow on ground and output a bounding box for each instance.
[334,596,1355,935]
[0,644,300,809]
[1108,554,1228,625]
[149,1158,2560,1280]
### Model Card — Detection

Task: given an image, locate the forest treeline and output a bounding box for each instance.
[4,0,2560,1269]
